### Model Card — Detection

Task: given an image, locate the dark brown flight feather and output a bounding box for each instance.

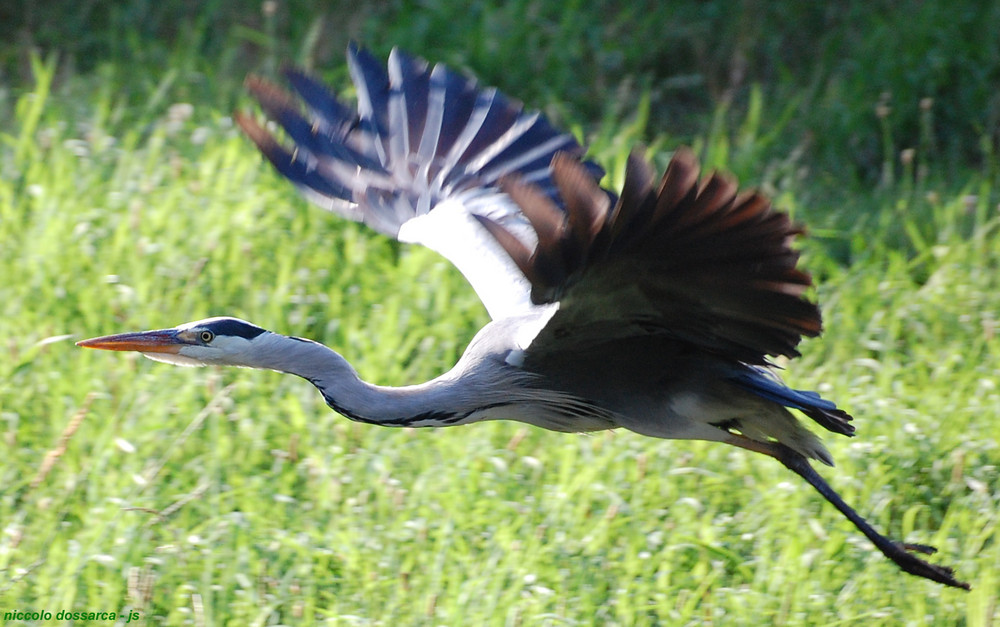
[481,147,822,364]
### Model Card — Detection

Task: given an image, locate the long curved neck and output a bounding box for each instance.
[247,332,480,427]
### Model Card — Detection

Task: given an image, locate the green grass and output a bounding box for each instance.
[2,3,999,625]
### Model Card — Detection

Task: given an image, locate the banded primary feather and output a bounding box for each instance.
[235,44,608,320]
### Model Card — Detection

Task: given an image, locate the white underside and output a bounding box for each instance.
[398,196,538,321]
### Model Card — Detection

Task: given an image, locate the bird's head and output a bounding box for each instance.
[77,317,271,367]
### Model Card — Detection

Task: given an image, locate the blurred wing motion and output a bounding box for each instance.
[235,44,608,320]
[483,149,816,358]
[477,148,854,437]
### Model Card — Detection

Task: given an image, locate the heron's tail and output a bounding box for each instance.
[730,368,855,437]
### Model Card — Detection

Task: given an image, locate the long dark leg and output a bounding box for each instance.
[726,435,970,590]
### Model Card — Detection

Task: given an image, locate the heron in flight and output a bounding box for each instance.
[79,45,968,589]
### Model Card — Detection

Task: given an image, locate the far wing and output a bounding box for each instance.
[476,147,821,365]
[235,44,607,320]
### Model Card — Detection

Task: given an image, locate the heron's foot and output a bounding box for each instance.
[890,541,970,590]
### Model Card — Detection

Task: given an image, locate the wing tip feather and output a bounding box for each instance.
[234,111,282,157]
[471,213,540,287]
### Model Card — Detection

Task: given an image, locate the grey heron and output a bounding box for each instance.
[78,45,968,589]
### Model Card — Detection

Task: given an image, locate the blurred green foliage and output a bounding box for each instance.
[3,0,999,183]
[1,2,997,624]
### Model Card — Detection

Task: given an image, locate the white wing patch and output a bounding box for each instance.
[398,195,540,320]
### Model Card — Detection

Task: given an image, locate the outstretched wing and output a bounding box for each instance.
[478,147,853,435]
[235,44,607,320]
[478,147,819,362]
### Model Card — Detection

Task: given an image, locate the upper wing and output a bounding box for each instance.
[476,146,821,366]
[235,44,608,320]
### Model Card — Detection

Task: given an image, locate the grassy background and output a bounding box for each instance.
[2,1,998,624]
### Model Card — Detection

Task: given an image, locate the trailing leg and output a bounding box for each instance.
[725,435,969,590]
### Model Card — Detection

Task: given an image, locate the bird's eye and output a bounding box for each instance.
[200,330,214,343]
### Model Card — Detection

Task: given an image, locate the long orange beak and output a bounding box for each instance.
[77,330,184,353]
